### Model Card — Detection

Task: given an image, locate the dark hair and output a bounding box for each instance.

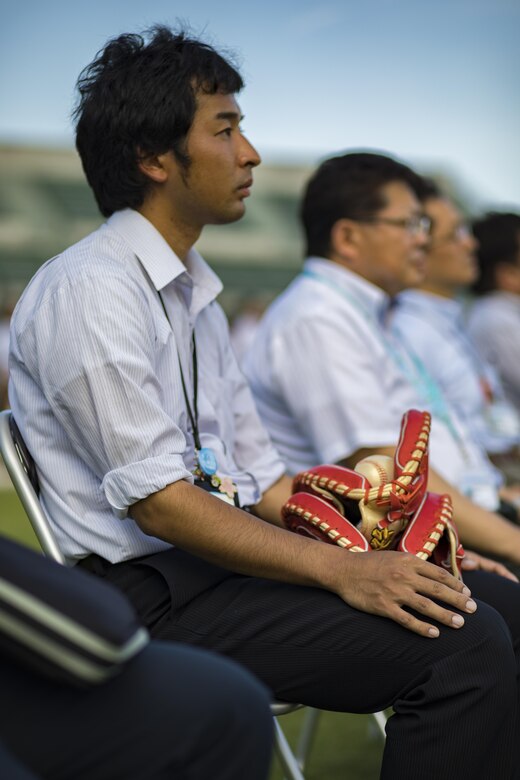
[413,176,442,203]
[74,25,244,217]
[300,152,423,257]
[413,177,446,237]
[471,212,520,294]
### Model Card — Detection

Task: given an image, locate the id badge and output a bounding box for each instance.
[194,475,240,507]
[193,447,240,507]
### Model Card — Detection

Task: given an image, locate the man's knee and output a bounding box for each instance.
[143,642,273,779]
[406,600,518,717]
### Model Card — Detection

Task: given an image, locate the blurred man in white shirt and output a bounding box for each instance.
[244,152,520,566]
[391,180,520,493]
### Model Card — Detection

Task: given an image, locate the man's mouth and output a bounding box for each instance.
[237,179,253,196]
[410,250,426,265]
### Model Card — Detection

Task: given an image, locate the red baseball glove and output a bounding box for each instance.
[282,410,464,577]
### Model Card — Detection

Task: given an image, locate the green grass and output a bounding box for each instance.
[0,486,385,779]
[0,487,42,551]
[268,708,384,779]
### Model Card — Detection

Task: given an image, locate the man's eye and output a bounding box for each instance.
[218,127,232,137]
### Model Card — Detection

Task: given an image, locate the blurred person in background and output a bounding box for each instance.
[244,152,520,567]
[229,294,269,365]
[390,180,520,495]
[468,213,520,421]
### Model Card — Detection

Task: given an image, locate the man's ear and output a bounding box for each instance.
[330,218,362,262]
[136,149,170,184]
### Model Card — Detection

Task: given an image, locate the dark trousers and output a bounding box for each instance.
[0,640,273,780]
[85,547,520,780]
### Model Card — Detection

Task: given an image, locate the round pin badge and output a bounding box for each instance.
[197,447,218,476]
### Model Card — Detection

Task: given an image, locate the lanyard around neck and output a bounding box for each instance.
[301,267,471,460]
[302,268,379,323]
[157,292,202,452]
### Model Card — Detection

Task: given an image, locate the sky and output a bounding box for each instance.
[2,0,520,211]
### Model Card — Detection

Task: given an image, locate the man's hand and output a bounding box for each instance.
[329,550,477,639]
[133,480,478,639]
[461,550,518,582]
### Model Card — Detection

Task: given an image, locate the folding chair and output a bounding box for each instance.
[0,410,66,564]
[0,409,326,779]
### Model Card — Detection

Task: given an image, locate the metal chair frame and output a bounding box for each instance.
[0,408,387,779]
[0,410,65,563]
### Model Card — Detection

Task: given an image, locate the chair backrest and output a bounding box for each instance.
[0,410,66,564]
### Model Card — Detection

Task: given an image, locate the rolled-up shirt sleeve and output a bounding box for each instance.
[19,270,193,517]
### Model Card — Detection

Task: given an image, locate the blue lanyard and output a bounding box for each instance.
[400,299,495,394]
[301,269,471,460]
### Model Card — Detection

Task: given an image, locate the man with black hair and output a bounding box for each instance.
[244,151,520,564]
[8,29,520,779]
[468,212,520,416]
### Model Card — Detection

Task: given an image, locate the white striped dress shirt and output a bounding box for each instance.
[9,209,285,564]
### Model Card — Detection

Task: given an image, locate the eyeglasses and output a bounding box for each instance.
[357,214,432,237]
[430,223,472,246]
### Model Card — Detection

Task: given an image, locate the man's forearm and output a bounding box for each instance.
[131,478,338,587]
[338,445,396,470]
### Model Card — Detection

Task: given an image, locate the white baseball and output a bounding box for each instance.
[354,454,394,486]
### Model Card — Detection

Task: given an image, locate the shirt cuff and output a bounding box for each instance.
[102,455,194,518]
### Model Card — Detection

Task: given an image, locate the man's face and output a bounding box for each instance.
[165,91,261,229]
[354,181,429,297]
[422,197,478,294]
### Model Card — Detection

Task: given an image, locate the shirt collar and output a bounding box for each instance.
[398,289,464,322]
[304,256,390,321]
[107,209,223,313]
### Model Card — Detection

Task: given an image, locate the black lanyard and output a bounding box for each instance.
[157,287,241,508]
[158,292,202,451]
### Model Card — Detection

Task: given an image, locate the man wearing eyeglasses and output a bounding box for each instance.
[243,152,520,568]
[391,179,520,498]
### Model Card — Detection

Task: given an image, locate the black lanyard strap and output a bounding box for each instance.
[158,292,202,451]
